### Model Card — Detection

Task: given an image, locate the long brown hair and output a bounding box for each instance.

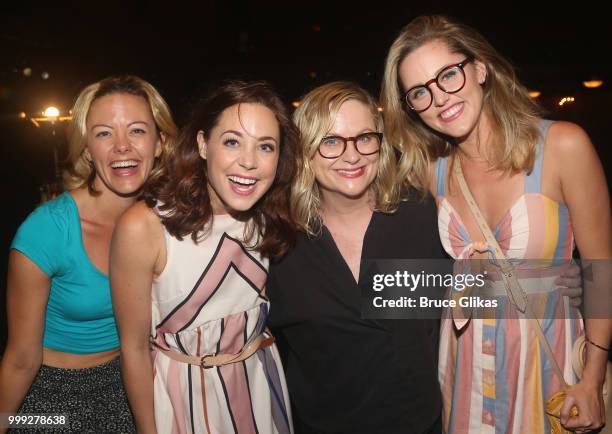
[144,80,298,258]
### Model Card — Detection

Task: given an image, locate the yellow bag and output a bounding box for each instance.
[544,336,612,434]
[545,390,579,434]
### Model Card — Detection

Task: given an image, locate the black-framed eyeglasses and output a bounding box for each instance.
[403,57,474,113]
[317,132,382,159]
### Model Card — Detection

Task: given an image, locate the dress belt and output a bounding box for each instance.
[479,275,559,296]
[151,334,275,369]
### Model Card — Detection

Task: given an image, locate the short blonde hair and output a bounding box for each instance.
[63,75,178,193]
[292,81,401,236]
[380,15,542,192]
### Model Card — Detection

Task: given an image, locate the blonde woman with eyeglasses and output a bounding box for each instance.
[268,81,446,434]
[381,15,611,434]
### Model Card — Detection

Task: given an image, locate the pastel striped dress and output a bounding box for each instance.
[150,214,292,434]
[436,120,584,434]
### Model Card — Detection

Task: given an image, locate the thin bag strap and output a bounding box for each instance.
[453,156,569,388]
[452,157,527,311]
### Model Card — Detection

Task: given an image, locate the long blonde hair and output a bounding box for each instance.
[64,75,178,193]
[381,15,542,192]
[291,81,401,236]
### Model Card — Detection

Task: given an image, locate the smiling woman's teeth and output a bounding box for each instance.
[111,160,138,169]
[337,168,362,175]
[228,175,257,185]
[440,103,463,119]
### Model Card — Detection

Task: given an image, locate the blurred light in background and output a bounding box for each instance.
[558,97,575,107]
[43,106,60,117]
[583,80,603,89]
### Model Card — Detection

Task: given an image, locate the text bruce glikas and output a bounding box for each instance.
[371,271,499,309]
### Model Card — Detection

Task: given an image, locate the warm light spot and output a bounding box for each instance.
[558,97,575,107]
[583,80,603,89]
[528,90,541,98]
[292,101,300,108]
[19,111,26,119]
[377,106,384,112]
[43,106,60,117]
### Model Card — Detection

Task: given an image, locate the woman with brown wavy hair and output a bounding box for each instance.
[111,80,297,434]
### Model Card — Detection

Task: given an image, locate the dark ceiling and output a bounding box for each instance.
[1,1,610,119]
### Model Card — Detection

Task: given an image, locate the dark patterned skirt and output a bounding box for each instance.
[11,357,135,433]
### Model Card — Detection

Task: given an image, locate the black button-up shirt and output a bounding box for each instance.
[269,193,446,434]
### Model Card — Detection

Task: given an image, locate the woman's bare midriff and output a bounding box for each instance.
[42,347,120,369]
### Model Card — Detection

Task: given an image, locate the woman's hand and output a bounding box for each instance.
[560,379,605,433]
[556,262,583,307]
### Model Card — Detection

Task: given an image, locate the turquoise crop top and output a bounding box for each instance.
[11,192,119,354]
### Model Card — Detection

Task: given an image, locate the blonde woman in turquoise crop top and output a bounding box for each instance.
[11,192,121,354]
[0,76,177,433]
